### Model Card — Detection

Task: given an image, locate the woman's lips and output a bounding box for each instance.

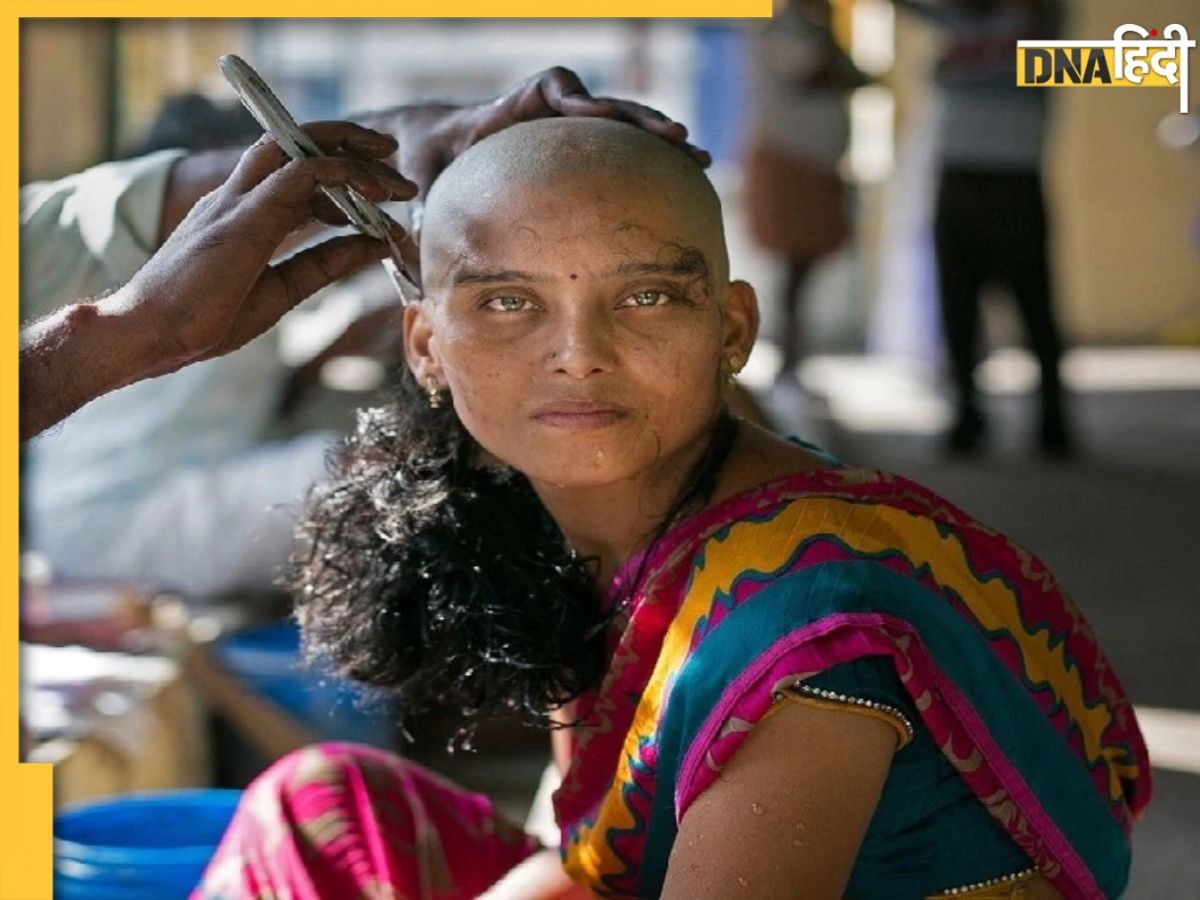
[531,402,628,430]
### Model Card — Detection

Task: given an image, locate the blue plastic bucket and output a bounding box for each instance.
[213,621,394,747]
[54,789,241,899]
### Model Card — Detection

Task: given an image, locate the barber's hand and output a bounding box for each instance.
[380,66,710,200]
[109,121,416,377]
[459,66,711,166]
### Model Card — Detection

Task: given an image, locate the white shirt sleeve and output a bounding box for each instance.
[20,149,186,320]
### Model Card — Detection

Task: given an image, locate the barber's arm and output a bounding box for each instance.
[20,122,413,441]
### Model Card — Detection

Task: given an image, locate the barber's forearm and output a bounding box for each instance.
[20,288,163,441]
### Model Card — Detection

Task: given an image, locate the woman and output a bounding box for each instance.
[196,115,1149,899]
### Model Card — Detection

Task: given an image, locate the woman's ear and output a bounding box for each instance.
[722,280,760,365]
[403,303,439,383]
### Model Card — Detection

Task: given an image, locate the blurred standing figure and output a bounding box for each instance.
[900,0,1071,455]
[742,0,866,388]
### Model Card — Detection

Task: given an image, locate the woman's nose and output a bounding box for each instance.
[546,305,616,379]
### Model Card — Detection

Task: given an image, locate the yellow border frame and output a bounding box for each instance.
[3,3,768,897]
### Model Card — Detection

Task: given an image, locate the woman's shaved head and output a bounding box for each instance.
[419,117,729,295]
[403,114,757,495]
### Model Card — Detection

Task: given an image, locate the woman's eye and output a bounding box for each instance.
[621,290,671,308]
[484,296,532,312]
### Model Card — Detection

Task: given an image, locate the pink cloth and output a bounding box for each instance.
[192,742,539,899]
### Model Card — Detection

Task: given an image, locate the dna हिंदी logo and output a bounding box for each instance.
[1017,23,1194,114]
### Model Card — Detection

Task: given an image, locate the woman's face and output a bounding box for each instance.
[406,172,756,489]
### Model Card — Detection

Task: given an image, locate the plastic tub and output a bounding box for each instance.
[213,620,394,747]
[54,789,241,899]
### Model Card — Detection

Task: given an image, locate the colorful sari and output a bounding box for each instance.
[195,464,1150,899]
[194,742,539,899]
[553,466,1151,899]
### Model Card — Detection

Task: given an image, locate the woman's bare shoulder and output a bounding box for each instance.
[711,419,837,506]
[662,695,897,899]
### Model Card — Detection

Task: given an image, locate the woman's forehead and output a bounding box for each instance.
[423,186,716,290]
[429,240,714,298]
[440,240,712,290]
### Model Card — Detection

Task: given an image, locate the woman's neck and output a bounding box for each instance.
[530,428,716,588]
[529,419,835,590]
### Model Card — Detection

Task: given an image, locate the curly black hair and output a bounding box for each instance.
[290,363,736,734]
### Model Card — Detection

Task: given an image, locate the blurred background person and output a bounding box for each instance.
[896,0,1071,456]
[742,0,867,421]
[128,92,260,157]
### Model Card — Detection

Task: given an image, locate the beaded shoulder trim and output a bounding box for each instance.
[926,866,1041,898]
[771,679,916,748]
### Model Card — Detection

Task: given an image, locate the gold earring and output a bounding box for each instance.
[725,353,744,388]
[426,377,444,409]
